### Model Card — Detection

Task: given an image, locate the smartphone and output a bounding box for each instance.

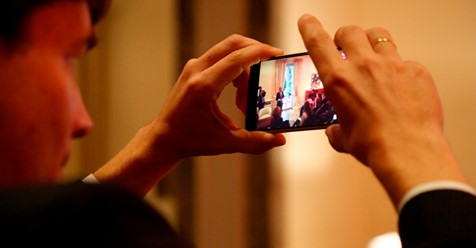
[245,52,338,133]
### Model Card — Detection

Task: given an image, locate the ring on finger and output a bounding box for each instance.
[373,37,396,48]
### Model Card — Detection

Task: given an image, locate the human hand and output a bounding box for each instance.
[297,14,467,206]
[150,34,286,159]
[95,35,286,197]
[232,68,251,116]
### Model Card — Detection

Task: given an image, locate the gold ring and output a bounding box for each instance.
[375,37,390,45]
[373,37,397,49]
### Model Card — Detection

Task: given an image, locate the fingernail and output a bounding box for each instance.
[263,133,274,139]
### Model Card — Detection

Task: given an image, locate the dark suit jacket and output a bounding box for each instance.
[0,183,189,247]
[399,189,476,247]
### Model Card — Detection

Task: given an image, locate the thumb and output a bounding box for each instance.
[233,130,286,154]
[325,124,349,154]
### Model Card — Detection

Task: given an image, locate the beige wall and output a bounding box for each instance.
[270,0,476,247]
[192,0,250,247]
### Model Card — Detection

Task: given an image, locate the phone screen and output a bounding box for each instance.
[245,52,338,133]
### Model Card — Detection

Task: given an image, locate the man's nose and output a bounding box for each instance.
[72,98,93,138]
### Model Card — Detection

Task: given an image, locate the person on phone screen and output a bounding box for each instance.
[276,86,284,108]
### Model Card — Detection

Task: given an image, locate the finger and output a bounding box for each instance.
[365,27,400,57]
[233,69,250,115]
[200,42,282,93]
[298,14,343,76]
[334,25,374,58]
[325,124,349,153]
[195,34,277,71]
[231,129,286,154]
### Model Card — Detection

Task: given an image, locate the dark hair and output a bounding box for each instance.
[0,0,111,44]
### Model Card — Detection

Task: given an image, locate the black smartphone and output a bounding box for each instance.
[245,52,338,133]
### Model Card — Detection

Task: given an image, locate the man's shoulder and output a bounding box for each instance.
[0,182,142,212]
[0,182,187,247]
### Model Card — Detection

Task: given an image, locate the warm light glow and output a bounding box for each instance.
[367,232,402,248]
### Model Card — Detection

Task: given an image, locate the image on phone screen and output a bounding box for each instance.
[245,52,339,133]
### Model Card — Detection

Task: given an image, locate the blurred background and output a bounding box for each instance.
[64,0,476,247]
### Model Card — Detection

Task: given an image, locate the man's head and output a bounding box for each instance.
[0,0,110,188]
[0,0,110,47]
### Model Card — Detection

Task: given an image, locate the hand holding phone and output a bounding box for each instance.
[245,52,339,133]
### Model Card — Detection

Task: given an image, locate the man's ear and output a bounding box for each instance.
[0,38,25,57]
[0,39,15,57]
[0,39,8,61]
[0,39,19,67]
[0,39,7,55]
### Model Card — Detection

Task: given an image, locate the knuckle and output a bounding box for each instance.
[306,33,322,47]
[225,34,247,48]
[304,29,329,49]
[187,74,205,89]
[335,25,365,39]
[182,58,199,72]
[186,74,214,94]
[359,55,380,68]
[178,58,201,81]
[228,49,244,65]
[323,65,350,89]
[407,61,429,75]
[367,27,391,36]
